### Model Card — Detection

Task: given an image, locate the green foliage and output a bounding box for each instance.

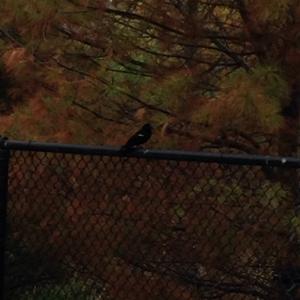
[142,71,193,111]
[256,66,289,101]
[290,215,300,236]
[217,65,288,132]
[190,171,290,210]
[172,204,185,218]
[11,278,102,300]
[257,181,290,208]
[245,0,291,23]
[6,238,103,300]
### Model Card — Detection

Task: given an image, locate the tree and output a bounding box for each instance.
[0,0,298,154]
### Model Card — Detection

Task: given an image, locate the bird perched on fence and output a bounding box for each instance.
[121,123,153,151]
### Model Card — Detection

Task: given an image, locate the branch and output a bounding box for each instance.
[53,58,176,117]
[72,100,127,125]
[105,8,184,36]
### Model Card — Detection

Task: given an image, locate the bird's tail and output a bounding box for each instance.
[120,144,138,153]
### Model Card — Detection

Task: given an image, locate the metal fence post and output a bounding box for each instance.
[0,137,9,300]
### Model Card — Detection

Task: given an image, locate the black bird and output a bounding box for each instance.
[121,123,153,150]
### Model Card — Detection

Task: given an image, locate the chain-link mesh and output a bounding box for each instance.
[3,148,300,299]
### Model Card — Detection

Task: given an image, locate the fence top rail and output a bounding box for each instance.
[1,137,300,167]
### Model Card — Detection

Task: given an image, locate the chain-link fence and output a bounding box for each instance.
[1,138,300,299]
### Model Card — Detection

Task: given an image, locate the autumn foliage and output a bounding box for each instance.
[0,0,299,153]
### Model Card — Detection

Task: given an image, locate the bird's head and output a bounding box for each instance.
[143,123,153,132]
